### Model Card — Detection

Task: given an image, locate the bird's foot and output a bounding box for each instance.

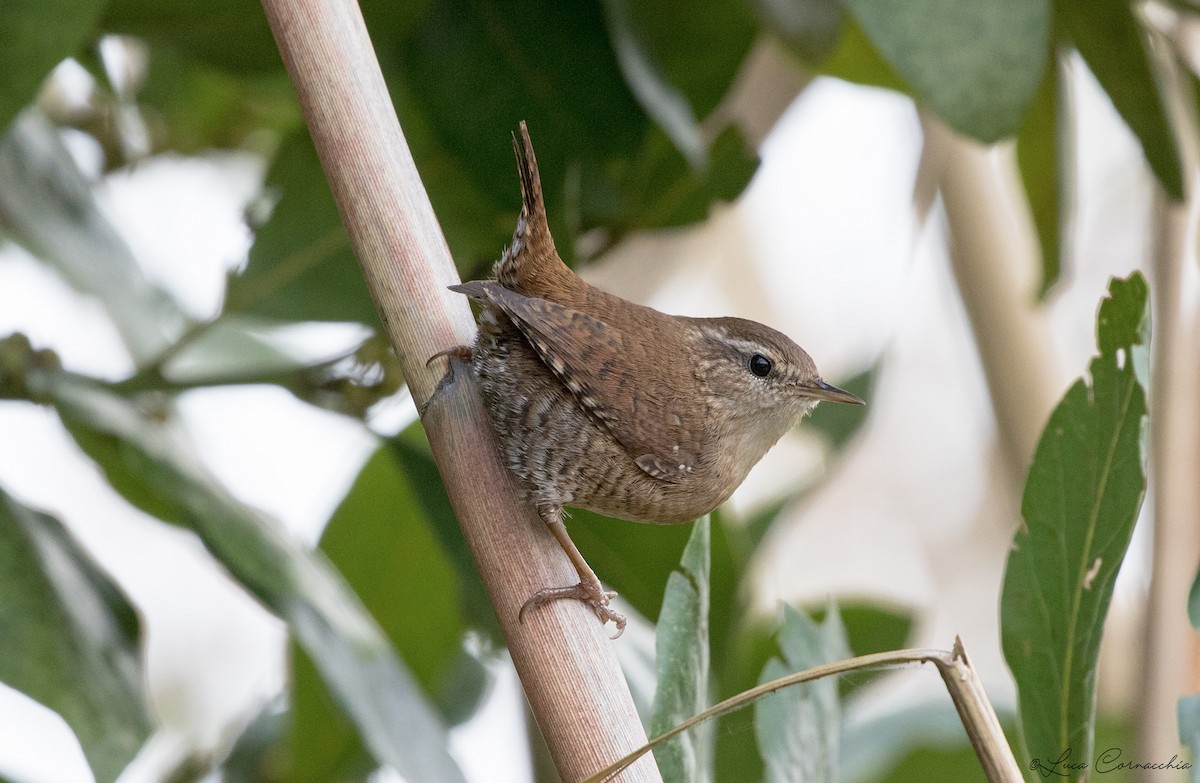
[519,581,627,639]
[425,344,474,368]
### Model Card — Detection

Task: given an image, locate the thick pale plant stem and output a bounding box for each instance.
[258,1,661,780]
[1137,21,1200,775]
[918,115,1060,490]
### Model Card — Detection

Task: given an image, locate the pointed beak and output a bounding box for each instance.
[800,379,865,405]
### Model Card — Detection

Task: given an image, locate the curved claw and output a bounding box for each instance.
[519,582,627,639]
[426,344,473,368]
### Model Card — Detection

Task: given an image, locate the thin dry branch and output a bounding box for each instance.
[258,1,661,780]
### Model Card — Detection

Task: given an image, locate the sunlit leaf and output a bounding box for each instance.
[0,490,150,783]
[1001,272,1149,769]
[844,0,1049,141]
[755,603,848,783]
[650,516,712,783]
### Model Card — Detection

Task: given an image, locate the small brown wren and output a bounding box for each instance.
[446,122,863,637]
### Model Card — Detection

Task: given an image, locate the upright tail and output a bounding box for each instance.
[493,121,567,292]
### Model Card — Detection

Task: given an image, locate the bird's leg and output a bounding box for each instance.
[519,504,627,638]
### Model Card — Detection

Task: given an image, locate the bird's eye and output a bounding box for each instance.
[748,353,773,378]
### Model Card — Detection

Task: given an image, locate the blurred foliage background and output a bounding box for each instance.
[0,0,1197,782]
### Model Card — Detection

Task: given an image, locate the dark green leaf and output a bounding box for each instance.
[399,0,642,252]
[1056,0,1183,199]
[570,510,694,623]
[1001,272,1149,768]
[45,376,468,783]
[650,517,712,782]
[0,490,150,783]
[389,428,502,639]
[101,0,281,74]
[225,131,376,324]
[756,0,845,65]
[713,621,776,783]
[397,0,753,264]
[755,603,848,783]
[601,0,706,171]
[290,444,472,781]
[844,0,1050,141]
[602,0,755,166]
[0,0,105,131]
[1016,54,1064,297]
[598,124,757,235]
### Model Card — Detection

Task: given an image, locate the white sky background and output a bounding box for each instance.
[0,60,1164,783]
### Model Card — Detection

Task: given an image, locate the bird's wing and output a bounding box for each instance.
[452,281,700,482]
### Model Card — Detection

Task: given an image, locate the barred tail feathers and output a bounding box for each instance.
[494,121,560,289]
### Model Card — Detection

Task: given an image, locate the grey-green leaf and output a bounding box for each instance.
[0,111,187,361]
[650,516,712,783]
[0,490,150,783]
[844,0,1049,142]
[1000,272,1149,772]
[42,375,467,783]
[1178,693,1200,783]
[755,603,848,783]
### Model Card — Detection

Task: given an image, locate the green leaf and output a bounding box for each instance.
[650,516,712,783]
[601,0,755,169]
[43,376,468,783]
[290,444,477,782]
[0,0,105,131]
[1016,54,1064,298]
[755,603,848,783]
[570,510,694,623]
[1000,272,1150,769]
[0,490,150,783]
[598,124,757,236]
[843,0,1050,141]
[820,14,909,93]
[601,0,706,171]
[397,0,754,264]
[101,0,282,75]
[1189,567,1200,631]
[225,131,376,324]
[388,429,502,639]
[804,366,874,451]
[1179,694,1200,783]
[1056,0,1183,200]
